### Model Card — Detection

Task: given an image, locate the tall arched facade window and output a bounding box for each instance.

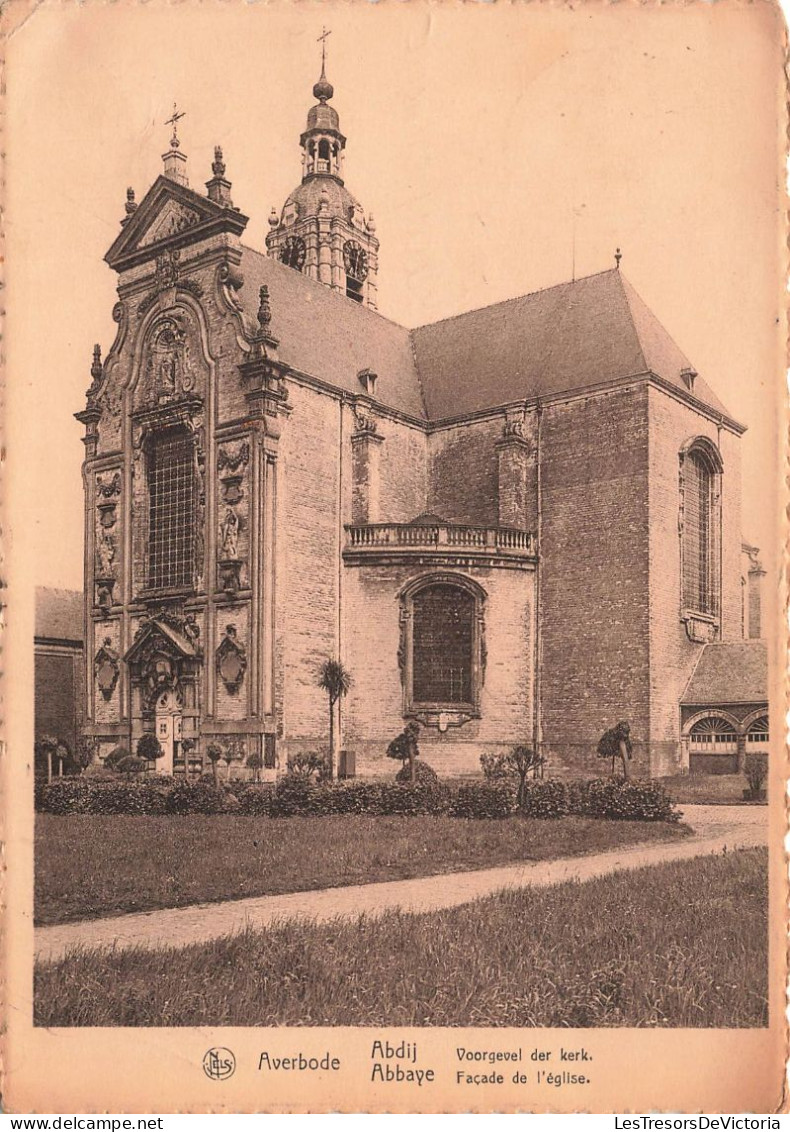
[680,438,723,622]
[147,426,196,591]
[399,575,486,720]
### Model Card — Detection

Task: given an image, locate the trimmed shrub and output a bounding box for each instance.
[39,777,173,816]
[520,779,569,818]
[116,755,148,776]
[451,782,516,819]
[236,785,275,816]
[395,760,438,787]
[380,782,451,816]
[165,780,225,815]
[136,733,163,763]
[40,777,92,815]
[576,779,681,822]
[104,746,130,771]
[271,776,319,817]
[744,753,768,800]
[328,782,386,815]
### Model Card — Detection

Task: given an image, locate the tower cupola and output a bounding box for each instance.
[265,32,380,309]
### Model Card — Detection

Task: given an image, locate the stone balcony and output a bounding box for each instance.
[343,519,536,570]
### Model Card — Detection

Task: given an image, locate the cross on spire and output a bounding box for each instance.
[317,26,331,75]
[165,102,186,149]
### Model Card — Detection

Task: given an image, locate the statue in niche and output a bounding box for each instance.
[220,507,240,560]
[144,318,195,403]
[96,530,116,577]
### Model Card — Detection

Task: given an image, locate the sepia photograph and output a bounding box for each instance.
[3,0,786,1113]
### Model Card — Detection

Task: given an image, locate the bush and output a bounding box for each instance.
[236,785,276,816]
[451,782,516,819]
[520,779,569,818]
[40,777,92,815]
[575,779,681,822]
[286,751,329,782]
[39,777,173,815]
[380,782,451,816]
[104,746,130,771]
[327,782,386,815]
[165,780,225,815]
[271,776,319,817]
[116,755,148,776]
[744,753,768,800]
[395,760,438,786]
[136,733,163,762]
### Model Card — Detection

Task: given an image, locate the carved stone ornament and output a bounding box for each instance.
[94,638,120,701]
[139,200,200,248]
[217,442,250,474]
[216,624,247,695]
[352,403,378,436]
[95,579,115,612]
[96,471,121,499]
[683,615,718,644]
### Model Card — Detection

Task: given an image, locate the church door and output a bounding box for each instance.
[155,689,182,776]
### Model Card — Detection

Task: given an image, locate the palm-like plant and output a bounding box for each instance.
[318,659,352,780]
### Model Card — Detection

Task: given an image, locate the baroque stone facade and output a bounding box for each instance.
[76,63,763,780]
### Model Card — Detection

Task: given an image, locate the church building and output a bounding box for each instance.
[76,55,766,781]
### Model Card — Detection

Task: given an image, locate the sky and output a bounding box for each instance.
[5,0,785,592]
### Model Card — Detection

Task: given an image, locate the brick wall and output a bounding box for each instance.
[35,646,83,756]
[341,564,534,777]
[428,418,501,526]
[539,386,652,778]
[647,386,743,775]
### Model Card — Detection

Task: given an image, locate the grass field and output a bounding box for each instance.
[35,813,689,925]
[34,848,767,1028]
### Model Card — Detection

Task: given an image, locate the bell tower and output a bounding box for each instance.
[266,32,379,309]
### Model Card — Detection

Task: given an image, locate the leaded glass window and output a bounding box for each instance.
[412,584,475,705]
[147,429,195,590]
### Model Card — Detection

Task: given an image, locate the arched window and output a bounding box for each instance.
[400,576,485,720]
[746,716,769,747]
[681,440,722,618]
[688,714,738,774]
[413,585,475,705]
[689,716,737,753]
[147,427,195,590]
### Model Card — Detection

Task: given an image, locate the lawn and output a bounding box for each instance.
[34,848,768,1028]
[35,813,689,925]
[659,774,760,805]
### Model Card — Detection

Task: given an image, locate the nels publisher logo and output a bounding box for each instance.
[203,1047,236,1081]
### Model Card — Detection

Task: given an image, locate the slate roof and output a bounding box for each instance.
[239,247,426,419]
[35,588,83,643]
[681,641,768,705]
[238,250,735,425]
[410,269,731,420]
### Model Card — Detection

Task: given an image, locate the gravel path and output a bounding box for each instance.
[35,804,767,964]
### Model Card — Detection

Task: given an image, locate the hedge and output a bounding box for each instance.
[451,782,516,819]
[38,773,681,822]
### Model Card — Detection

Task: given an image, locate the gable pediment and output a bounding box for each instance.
[105,176,248,272]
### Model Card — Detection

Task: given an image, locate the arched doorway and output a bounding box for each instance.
[155,688,183,776]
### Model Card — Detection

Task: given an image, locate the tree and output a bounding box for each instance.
[246,749,264,784]
[317,659,352,780]
[386,721,420,784]
[136,733,163,772]
[596,721,633,780]
[206,742,224,786]
[480,744,545,806]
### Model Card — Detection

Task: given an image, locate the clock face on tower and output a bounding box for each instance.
[280,236,306,271]
[343,240,369,282]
